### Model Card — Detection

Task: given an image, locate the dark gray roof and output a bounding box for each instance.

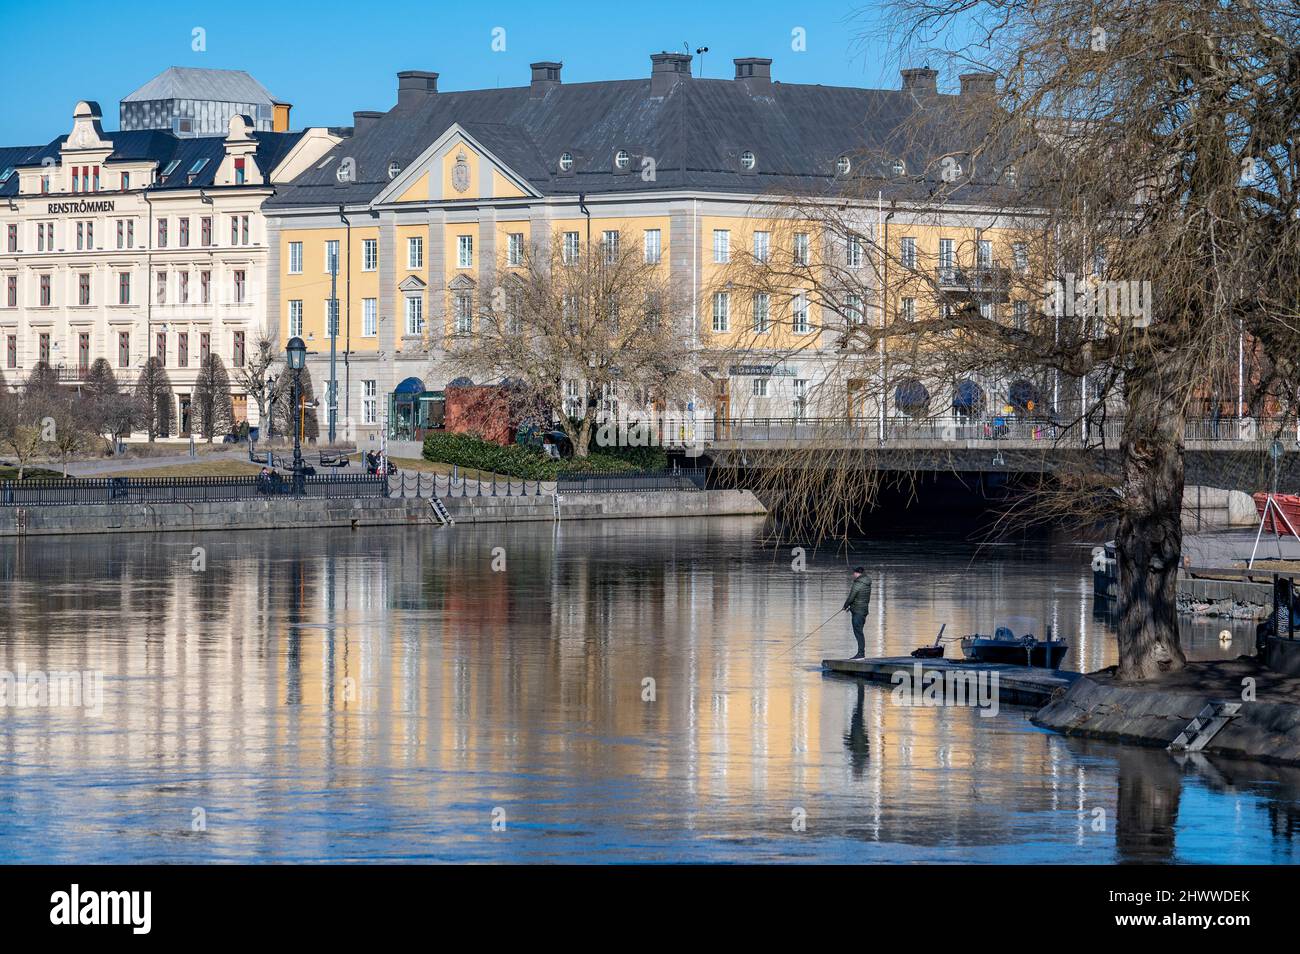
[122,67,277,105]
[2,130,306,193]
[0,145,43,198]
[267,75,1012,209]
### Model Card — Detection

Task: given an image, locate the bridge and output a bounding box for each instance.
[689,416,1300,494]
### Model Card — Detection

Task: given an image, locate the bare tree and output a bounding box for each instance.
[134,357,174,441]
[721,0,1299,680]
[193,354,235,443]
[271,366,320,444]
[446,229,699,457]
[233,332,279,435]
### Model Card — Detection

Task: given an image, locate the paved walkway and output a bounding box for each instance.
[61,447,256,477]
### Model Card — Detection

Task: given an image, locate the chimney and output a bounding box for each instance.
[353,111,383,135]
[959,72,997,98]
[396,70,439,107]
[650,52,692,97]
[900,67,939,96]
[530,61,562,96]
[733,57,773,93]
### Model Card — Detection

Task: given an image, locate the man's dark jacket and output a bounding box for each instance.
[844,576,872,615]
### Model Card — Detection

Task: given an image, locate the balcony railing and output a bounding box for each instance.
[935,264,1012,296]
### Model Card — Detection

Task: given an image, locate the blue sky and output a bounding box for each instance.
[0,0,925,145]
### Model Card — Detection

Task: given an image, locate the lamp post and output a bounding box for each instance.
[265,372,277,442]
[286,336,307,492]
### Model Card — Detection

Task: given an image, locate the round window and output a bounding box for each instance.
[891,158,906,177]
[615,150,631,170]
[740,150,756,170]
[559,152,574,172]
[387,161,401,179]
[836,155,851,176]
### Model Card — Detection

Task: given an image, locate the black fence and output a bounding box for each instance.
[556,468,707,494]
[0,473,390,507]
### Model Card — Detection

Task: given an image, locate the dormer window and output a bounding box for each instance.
[740,150,756,170]
[615,150,631,171]
[891,158,906,177]
[559,152,574,172]
[0,167,13,184]
[836,155,852,176]
[121,172,130,190]
[188,158,209,175]
[1004,165,1018,185]
[162,159,181,177]
[388,161,401,179]
[234,158,246,184]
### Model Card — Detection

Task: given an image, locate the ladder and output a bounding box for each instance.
[428,496,454,526]
[1168,702,1241,752]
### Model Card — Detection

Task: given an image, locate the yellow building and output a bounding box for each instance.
[266,57,1038,447]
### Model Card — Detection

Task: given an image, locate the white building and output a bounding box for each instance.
[0,98,341,436]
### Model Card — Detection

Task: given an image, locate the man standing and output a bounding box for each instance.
[843,566,872,659]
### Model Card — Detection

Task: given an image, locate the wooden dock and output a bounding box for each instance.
[822,656,1083,708]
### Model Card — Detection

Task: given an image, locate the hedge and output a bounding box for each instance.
[422,431,648,480]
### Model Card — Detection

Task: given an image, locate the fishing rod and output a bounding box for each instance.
[777,608,845,659]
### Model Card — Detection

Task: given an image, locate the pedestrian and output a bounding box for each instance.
[843,566,872,659]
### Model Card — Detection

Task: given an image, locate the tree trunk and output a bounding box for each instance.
[1115,364,1188,681]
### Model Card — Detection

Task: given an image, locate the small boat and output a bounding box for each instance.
[960,617,1068,669]
[1253,492,1300,537]
[911,624,947,658]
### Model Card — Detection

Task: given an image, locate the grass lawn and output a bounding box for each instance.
[0,466,64,480]
[96,460,265,478]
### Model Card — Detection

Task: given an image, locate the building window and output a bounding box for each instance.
[178,332,189,367]
[200,333,210,362]
[233,270,246,304]
[179,217,190,247]
[938,238,954,268]
[845,294,863,326]
[601,231,619,264]
[454,292,474,334]
[6,224,16,252]
[325,298,339,336]
[846,234,863,268]
[233,331,245,367]
[1013,242,1028,272]
[643,229,661,264]
[7,334,16,368]
[1013,300,1028,330]
[362,380,377,424]
[978,239,993,268]
[156,271,167,305]
[362,298,377,337]
[753,292,770,334]
[752,377,769,398]
[793,379,808,418]
[39,333,50,364]
[363,238,378,271]
[157,218,168,248]
[288,300,303,337]
[121,171,130,191]
[901,297,916,322]
[457,234,473,269]
[155,331,167,365]
[288,241,303,274]
[792,292,809,334]
[753,231,770,263]
[793,233,810,265]
[6,275,15,308]
[712,292,730,333]
[740,150,756,170]
[39,274,51,307]
[179,271,189,304]
[405,296,424,335]
[78,333,90,371]
[234,158,245,184]
[507,233,524,266]
[406,237,423,270]
[562,231,580,264]
[78,272,90,306]
[118,332,130,367]
[118,272,131,305]
[900,237,917,269]
[200,271,211,304]
[713,229,730,264]
[201,216,212,246]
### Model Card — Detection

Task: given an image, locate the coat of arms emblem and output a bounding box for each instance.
[452,152,470,193]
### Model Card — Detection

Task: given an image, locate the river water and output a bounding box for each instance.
[1,517,1296,863]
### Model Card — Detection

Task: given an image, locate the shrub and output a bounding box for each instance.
[423,431,648,479]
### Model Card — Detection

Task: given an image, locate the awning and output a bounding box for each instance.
[953,379,983,410]
[894,379,930,412]
[1008,379,1041,411]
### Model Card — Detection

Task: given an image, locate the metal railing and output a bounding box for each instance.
[390,472,553,499]
[556,468,707,493]
[701,415,1291,446]
[0,473,389,507]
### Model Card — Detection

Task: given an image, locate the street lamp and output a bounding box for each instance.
[286,336,307,488]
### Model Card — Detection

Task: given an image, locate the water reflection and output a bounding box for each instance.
[0,519,1293,862]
